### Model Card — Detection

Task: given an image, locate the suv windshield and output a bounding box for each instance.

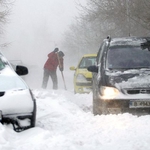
[79,57,96,68]
[106,45,150,70]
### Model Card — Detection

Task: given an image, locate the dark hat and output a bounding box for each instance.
[54,48,59,52]
[58,51,64,57]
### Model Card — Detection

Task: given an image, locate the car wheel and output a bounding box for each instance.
[100,102,109,115]
[93,99,101,115]
[31,99,36,127]
[93,98,97,115]
[92,89,102,115]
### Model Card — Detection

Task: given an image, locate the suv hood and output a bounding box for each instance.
[106,69,150,89]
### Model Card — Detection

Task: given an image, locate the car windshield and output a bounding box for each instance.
[79,57,96,68]
[106,45,150,70]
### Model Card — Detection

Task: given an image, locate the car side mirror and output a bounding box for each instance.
[87,65,98,73]
[70,66,76,70]
[16,65,28,76]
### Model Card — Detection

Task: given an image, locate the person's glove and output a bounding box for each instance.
[59,67,63,71]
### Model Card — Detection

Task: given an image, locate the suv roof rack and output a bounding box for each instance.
[107,35,111,42]
[141,39,150,51]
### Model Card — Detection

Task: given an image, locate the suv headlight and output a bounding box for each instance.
[100,86,119,98]
[76,74,87,82]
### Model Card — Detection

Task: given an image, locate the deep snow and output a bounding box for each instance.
[1,68,150,150]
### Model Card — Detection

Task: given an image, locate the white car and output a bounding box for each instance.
[0,52,36,132]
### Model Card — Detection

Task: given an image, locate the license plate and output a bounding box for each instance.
[129,101,150,108]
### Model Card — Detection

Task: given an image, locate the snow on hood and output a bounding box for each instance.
[106,69,150,89]
[0,90,33,115]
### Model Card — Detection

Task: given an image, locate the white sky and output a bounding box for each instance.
[1,0,86,67]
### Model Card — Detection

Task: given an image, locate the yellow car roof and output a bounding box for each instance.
[83,54,97,57]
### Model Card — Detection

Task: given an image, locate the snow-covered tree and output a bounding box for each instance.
[0,0,10,34]
[63,0,150,60]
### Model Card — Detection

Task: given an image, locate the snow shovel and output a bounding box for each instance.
[57,52,67,90]
[60,71,67,90]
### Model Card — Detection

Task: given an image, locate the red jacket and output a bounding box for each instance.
[44,52,63,71]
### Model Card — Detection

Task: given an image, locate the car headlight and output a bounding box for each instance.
[76,74,87,82]
[100,86,119,98]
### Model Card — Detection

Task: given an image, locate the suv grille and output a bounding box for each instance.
[126,89,150,94]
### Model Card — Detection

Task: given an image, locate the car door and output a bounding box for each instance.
[93,42,106,98]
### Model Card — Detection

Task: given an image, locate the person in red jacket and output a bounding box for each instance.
[42,48,64,89]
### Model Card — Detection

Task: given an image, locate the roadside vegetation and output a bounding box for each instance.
[63,0,150,60]
[0,0,11,48]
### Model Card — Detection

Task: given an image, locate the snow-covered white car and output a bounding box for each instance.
[0,52,36,132]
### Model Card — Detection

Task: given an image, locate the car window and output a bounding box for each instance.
[106,45,150,69]
[97,42,106,64]
[79,57,96,68]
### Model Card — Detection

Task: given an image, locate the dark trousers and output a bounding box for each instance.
[42,68,58,89]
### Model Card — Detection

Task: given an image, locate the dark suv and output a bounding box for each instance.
[88,37,150,115]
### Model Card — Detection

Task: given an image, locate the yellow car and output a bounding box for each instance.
[70,54,97,94]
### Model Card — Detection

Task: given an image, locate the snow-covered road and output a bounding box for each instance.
[0,69,150,150]
[1,89,150,150]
